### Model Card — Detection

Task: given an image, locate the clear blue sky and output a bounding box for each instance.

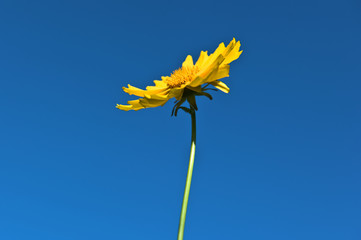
[0,0,360,239]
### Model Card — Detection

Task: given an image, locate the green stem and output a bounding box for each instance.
[177,109,196,240]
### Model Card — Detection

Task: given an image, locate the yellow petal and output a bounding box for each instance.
[144,89,171,100]
[123,84,168,97]
[168,88,184,101]
[153,80,168,87]
[195,65,230,86]
[195,51,209,68]
[122,85,147,97]
[204,42,226,67]
[210,80,230,93]
[189,54,225,87]
[182,55,194,68]
[116,99,144,111]
[145,85,168,92]
[161,76,170,81]
[214,65,230,81]
[222,38,236,59]
[116,96,170,111]
[139,98,168,108]
[223,40,242,65]
[116,104,133,111]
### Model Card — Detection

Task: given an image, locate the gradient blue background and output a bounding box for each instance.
[0,0,360,239]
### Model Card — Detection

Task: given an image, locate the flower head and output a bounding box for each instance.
[116,38,243,115]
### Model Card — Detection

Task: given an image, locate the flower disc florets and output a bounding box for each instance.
[164,66,200,88]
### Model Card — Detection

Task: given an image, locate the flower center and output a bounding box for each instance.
[164,66,199,88]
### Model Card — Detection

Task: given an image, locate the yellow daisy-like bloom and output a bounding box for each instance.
[116,38,243,114]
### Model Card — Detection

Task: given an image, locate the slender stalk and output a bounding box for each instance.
[177,109,196,240]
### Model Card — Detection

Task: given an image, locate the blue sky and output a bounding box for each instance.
[0,0,360,239]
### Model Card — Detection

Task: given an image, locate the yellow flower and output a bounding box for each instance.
[116,38,243,114]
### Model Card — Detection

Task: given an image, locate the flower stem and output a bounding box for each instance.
[177,109,196,240]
